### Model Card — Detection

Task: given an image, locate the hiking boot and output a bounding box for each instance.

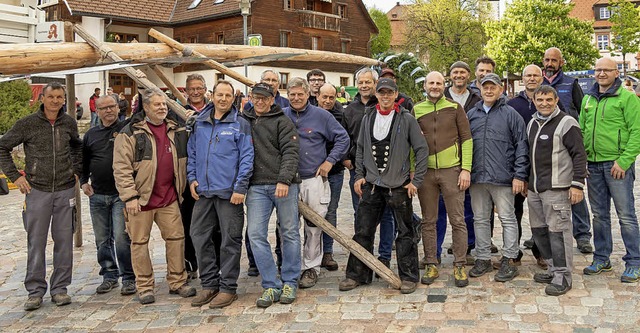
[120,280,137,295]
[169,284,196,298]
[208,292,237,309]
[494,257,519,282]
[494,251,524,269]
[523,238,535,249]
[338,278,360,291]
[299,269,318,289]
[24,296,42,311]
[191,288,218,307]
[490,243,499,253]
[621,266,640,283]
[454,265,469,287]
[577,239,593,254]
[247,266,259,277]
[321,253,339,271]
[138,291,155,305]
[421,264,439,285]
[256,288,281,308]
[545,283,571,296]
[51,293,71,306]
[583,260,612,275]
[419,256,428,269]
[96,280,119,294]
[533,273,553,284]
[375,258,390,278]
[536,257,549,270]
[469,259,493,277]
[280,284,297,304]
[400,280,417,294]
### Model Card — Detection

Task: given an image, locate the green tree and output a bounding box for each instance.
[484,0,599,74]
[0,80,37,135]
[369,8,391,56]
[404,0,490,74]
[608,0,640,76]
[377,51,428,102]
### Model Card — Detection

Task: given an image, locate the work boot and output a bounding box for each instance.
[138,291,155,305]
[208,292,237,309]
[321,253,339,271]
[169,284,196,298]
[577,239,593,254]
[533,273,553,284]
[191,289,218,307]
[338,278,360,291]
[400,280,417,294]
[120,280,137,295]
[494,257,519,282]
[299,269,318,289]
[24,297,42,311]
[96,280,119,294]
[469,259,493,277]
[51,293,71,306]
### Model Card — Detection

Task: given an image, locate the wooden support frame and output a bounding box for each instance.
[150,65,188,106]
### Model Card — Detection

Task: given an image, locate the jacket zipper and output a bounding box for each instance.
[433,103,438,169]
[51,123,56,192]
[591,97,600,162]
[531,120,545,193]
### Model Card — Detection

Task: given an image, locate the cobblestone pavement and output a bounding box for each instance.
[0,173,639,332]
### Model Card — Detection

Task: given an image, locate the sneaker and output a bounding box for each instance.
[375,258,390,279]
[299,269,318,289]
[51,293,71,306]
[338,278,360,291]
[545,283,571,296]
[419,256,427,269]
[138,291,155,305]
[494,257,519,282]
[256,288,281,308]
[454,266,469,287]
[24,296,42,311]
[490,243,499,254]
[208,292,237,309]
[321,253,339,271]
[577,239,593,254]
[523,238,535,249]
[400,280,417,294]
[248,266,259,277]
[621,266,640,283]
[469,259,493,277]
[96,280,119,294]
[191,288,218,307]
[421,264,439,285]
[120,280,137,295]
[533,273,553,284]
[583,260,612,275]
[169,284,196,298]
[280,284,297,304]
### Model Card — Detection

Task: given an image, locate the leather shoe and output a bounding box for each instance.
[208,292,238,309]
[191,289,219,307]
[170,284,196,298]
[338,278,360,291]
[400,281,417,294]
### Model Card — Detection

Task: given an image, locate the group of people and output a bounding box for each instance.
[1,46,639,312]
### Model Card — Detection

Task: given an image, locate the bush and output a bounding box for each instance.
[0,80,38,135]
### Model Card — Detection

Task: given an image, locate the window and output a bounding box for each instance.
[617,63,629,71]
[597,34,609,51]
[216,73,225,82]
[599,7,610,19]
[280,30,291,47]
[340,77,349,87]
[337,4,347,19]
[341,39,350,53]
[392,13,397,18]
[188,36,198,43]
[312,36,321,50]
[216,32,224,44]
[284,0,293,10]
[279,72,289,90]
[306,0,314,10]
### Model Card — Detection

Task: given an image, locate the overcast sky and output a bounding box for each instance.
[362,0,411,13]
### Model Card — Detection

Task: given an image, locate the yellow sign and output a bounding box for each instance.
[248,34,262,47]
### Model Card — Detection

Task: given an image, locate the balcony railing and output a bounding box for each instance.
[299,10,340,32]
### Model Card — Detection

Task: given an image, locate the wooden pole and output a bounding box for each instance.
[150,65,188,106]
[298,200,402,290]
[64,21,82,248]
[72,24,188,121]
[148,28,256,88]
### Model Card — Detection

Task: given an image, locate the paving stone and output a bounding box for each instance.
[514,304,538,314]
[487,303,513,314]
[341,312,374,320]
[394,311,419,320]
[112,320,149,331]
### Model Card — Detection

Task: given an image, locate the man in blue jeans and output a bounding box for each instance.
[580,57,640,282]
[243,83,301,307]
[81,95,136,296]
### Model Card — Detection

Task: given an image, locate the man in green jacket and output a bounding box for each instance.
[580,57,640,282]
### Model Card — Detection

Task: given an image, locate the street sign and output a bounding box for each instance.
[36,21,64,43]
[248,34,262,47]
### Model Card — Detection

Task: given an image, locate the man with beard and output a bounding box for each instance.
[542,47,593,255]
[468,56,496,96]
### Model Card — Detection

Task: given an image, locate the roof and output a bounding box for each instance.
[570,0,599,21]
[63,0,241,25]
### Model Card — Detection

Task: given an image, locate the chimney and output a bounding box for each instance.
[397,2,400,5]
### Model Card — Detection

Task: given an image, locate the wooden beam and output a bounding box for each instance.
[148,28,256,88]
[72,24,188,120]
[297,200,403,290]
[150,65,188,106]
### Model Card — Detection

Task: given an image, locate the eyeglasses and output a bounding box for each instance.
[594,68,617,74]
[187,87,206,93]
[377,90,396,97]
[252,95,270,102]
[308,79,325,83]
[97,104,118,111]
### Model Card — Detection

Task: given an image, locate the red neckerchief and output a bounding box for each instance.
[376,102,400,115]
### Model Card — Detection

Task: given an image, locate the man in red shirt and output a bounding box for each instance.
[89,87,100,127]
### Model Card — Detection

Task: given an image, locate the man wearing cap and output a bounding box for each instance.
[467,73,529,283]
[469,56,496,96]
[187,80,253,309]
[243,83,301,307]
[283,77,349,289]
[380,68,414,111]
[339,78,428,294]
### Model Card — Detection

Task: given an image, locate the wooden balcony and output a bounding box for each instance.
[299,10,340,32]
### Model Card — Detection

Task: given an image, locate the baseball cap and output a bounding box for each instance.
[251,83,274,97]
[380,68,396,78]
[480,73,502,86]
[376,78,398,92]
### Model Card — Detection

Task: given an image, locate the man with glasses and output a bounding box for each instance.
[307,69,326,107]
[81,95,136,297]
[541,47,593,255]
[581,57,640,283]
